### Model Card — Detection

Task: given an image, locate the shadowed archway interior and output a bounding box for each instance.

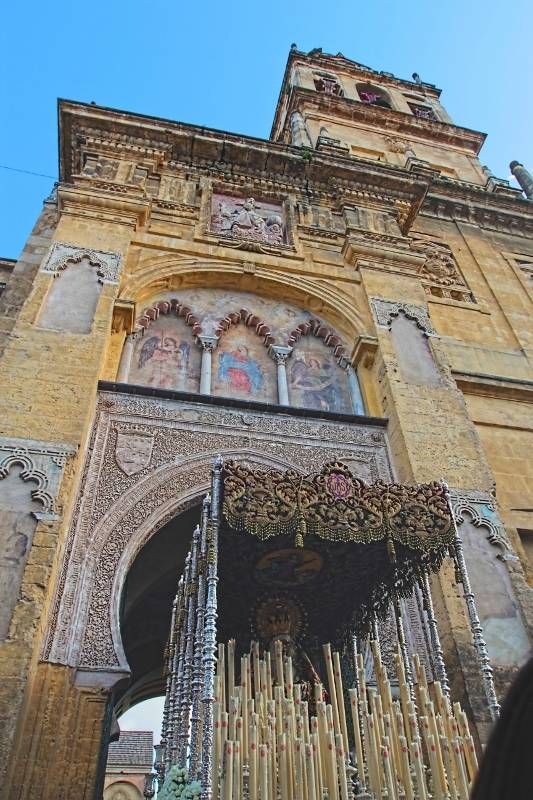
[115,504,201,716]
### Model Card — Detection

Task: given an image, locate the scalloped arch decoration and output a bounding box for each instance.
[288,318,348,365]
[118,257,365,340]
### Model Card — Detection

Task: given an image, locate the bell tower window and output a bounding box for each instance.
[408,102,438,120]
[356,83,392,109]
[314,76,343,96]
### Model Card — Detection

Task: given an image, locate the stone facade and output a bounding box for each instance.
[1,47,533,799]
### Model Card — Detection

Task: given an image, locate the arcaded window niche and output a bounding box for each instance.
[38,257,102,334]
[213,325,277,404]
[460,516,530,667]
[121,288,365,415]
[356,83,392,109]
[0,467,41,640]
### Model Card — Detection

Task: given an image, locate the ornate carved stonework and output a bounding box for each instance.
[45,390,392,672]
[0,436,75,518]
[410,239,465,287]
[115,430,154,477]
[449,488,511,553]
[210,194,286,246]
[385,136,413,154]
[371,298,435,335]
[81,154,119,181]
[40,242,122,284]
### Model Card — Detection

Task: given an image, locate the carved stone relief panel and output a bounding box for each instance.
[0,437,75,641]
[45,391,393,672]
[81,154,119,181]
[450,489,531,669]
[210,194,286,246]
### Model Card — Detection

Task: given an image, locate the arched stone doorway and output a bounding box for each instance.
[116,503,202,715]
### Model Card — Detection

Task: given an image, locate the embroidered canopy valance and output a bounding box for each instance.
[222,460,453,553]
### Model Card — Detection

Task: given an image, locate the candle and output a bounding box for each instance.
[223,740,234,800]
[305,742,317,800]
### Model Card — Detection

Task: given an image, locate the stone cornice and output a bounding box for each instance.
[278,87,486,155]
[454,371,533,404]
[57,184,150,228]
[57,101,533,238]
[422,184,533,237]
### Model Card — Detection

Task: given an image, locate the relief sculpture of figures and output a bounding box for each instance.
[211,193,285,245]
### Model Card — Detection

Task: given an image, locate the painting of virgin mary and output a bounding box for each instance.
[217,344,264,395]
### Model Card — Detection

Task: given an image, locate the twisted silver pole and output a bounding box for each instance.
[393,597,415,701]
[420,570,450,698]
[161,591,179,776]
[173,555,191,766]
[451,527,500,719]
[201,456,222,800]
[190,494,211,778]
[178,527,201,766]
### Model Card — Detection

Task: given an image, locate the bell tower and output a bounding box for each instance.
[271,48,489,185]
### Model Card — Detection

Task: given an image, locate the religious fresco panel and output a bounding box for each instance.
[212,325,277,404]
[129,315,201,392]
[288,338,351,413]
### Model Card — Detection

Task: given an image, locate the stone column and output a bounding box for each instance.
[116,332,138,383]
[346,365,365,415]
[510,160,533,199]
[290,111,313,148]
[198,336,218,395]
[270,346,292,406]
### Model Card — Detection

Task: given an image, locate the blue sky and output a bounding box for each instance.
[1,0,532,260]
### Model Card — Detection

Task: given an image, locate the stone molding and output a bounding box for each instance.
[44,390,393,673]
[371,297,435,336]
[0,436,75,519]
[40,242,122,284]
[449,488,511,554]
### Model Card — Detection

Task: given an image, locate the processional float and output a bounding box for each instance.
[156,458,499,800]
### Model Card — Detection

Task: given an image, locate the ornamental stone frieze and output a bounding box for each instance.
[44,390,392,672]
[40,242,122,284]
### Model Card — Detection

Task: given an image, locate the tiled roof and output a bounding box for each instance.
[107,730,154,769]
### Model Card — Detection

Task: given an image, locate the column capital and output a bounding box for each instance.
[197,335,218,353]
[269,344,293,365]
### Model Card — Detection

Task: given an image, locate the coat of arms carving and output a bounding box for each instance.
[115,431,154,476]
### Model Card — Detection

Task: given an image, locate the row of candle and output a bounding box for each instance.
[207,639,478,799]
